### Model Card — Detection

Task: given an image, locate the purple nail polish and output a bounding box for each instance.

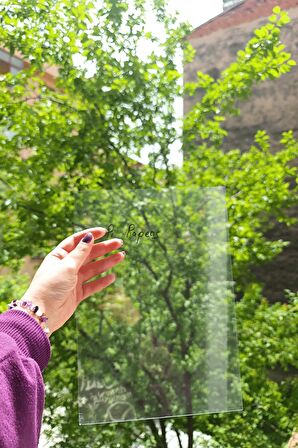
[82,232,93,243]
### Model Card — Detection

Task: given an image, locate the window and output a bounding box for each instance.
[0,49,24,74]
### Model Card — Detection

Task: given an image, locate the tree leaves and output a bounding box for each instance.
[0,2,297,447]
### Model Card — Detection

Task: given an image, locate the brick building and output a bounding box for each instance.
[184,0,298,300]
[185,0,298,151]
[0,48,61,278]
[0,47,58,88]
[0,47,142,279]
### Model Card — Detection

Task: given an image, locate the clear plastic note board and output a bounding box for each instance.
[75,187,242,424]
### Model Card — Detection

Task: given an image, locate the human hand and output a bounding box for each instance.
[19,227,125,336]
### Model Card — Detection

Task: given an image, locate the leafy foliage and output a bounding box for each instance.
[0,1,297,447]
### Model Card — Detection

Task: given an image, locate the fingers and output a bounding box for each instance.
[81,273,116,302]
[83,238,123,264]
[80,251,125,283]
[64,232,95,270]
[56,227,107,253]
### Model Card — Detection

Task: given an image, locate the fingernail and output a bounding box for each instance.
[121,251,126,257]
[82,232,93,243]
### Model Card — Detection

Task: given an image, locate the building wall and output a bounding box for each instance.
[185,0,298,152]
[184,0,298,300]
[0,48,58,281]
[0,47,58,87]
[188,0,298,40]
[0,49,142,283]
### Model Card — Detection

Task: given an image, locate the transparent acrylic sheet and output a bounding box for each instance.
[75,187,243,424]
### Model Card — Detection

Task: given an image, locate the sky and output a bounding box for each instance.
[39,1,223,446]
[169,0,223,28]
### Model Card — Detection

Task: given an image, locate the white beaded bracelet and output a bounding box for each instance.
[7,299,51,336]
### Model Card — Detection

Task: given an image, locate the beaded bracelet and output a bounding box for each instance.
[7,299,50,336]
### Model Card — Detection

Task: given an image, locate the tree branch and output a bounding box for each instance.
[187,414,194,448]
[175,428,183,448]
[160,418,167,446]
[148,420,167,448]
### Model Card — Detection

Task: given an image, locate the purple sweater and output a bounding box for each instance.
[0,310,51,448]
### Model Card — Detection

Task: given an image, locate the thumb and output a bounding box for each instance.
[66,232,94,270]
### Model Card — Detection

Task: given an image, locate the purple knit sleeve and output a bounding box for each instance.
[0,310,52,448]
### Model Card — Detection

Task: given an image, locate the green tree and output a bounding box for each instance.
[0,1,297,447]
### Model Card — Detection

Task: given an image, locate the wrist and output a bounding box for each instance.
[8,299,51,337]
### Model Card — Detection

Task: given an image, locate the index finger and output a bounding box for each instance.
[57,227,107,253]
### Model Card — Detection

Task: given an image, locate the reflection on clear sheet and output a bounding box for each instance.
[75,187,242,424]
